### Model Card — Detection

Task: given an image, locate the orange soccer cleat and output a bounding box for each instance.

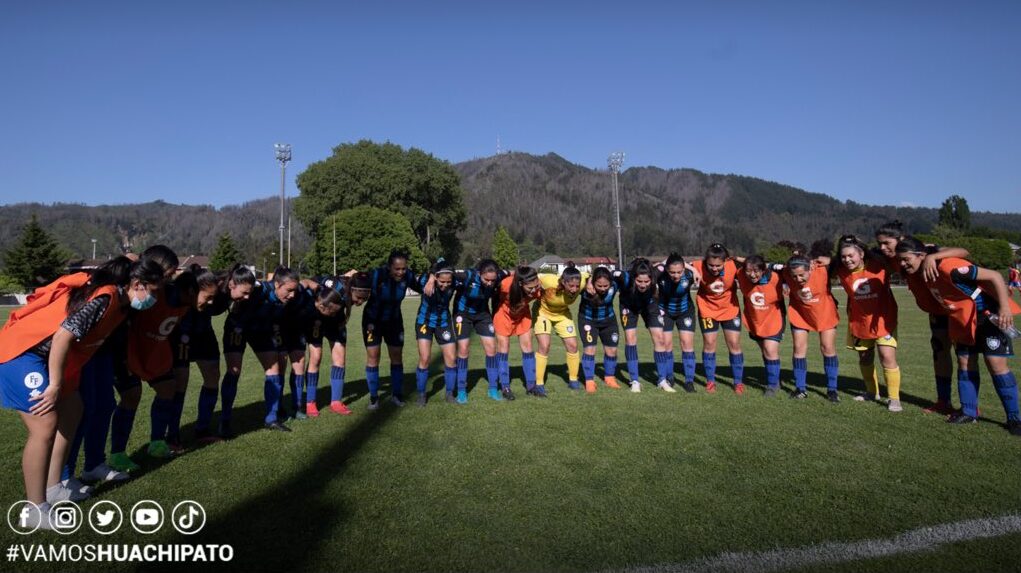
[329,401,352,415]
[604,376,621,389]
[585,380,597,394]
[306,402,320,418]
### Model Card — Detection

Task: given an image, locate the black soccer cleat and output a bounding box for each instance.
[264,421,292,432]
[826,390,840,403]
[501,388,516,401]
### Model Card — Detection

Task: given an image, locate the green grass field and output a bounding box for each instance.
[1,289,1020,572]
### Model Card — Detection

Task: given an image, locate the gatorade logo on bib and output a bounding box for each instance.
[709,280,726,294]
[159,317,180,337]
[24,372,44,390]
[750,293,766,307]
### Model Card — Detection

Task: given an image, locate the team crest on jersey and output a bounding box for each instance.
[584,324,591,331]
[709,280,726,294]
[488,324,495,334]
[683,317,693,327]
[180,334,190,344]
[566,326,574,334]
[456,315,463,323]
[442,331,452,341]
[234,327,243,334]
[324,278,335,288]
[611,332,619,343]
[957,266,971,275]
[680,280,690,289]
[366,323,375,332]
[987,337,1002,351]
[732,318,741,327]
[159,317,180,337]
[24,372,44,390]
[397,333,404,342]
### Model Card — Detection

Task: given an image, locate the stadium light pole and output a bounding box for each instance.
[91,238,97,260]
[608,152,625,269]
[274,143,292,267]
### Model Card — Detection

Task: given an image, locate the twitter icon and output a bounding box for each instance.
[88,501,122,535]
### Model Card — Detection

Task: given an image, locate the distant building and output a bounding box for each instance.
[66,258,108,273]
[529,255,567,274]
[177,255,210,271]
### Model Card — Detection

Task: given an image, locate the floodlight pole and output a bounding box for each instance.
[91,238,97,260]
[274,143,292,267]
[608,152,625,269]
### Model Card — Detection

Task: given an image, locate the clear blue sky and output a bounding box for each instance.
[1,1,1018,212]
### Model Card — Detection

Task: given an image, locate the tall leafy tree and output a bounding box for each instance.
[3,215,67,290]
[491,227,520,268]
[307,206,428,275]
[938,195,971,231]
[209,233,244,271]
[295,140,467,263]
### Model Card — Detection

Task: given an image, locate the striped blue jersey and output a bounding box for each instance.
[234,280,288,332]
[657,268,695,315]
[415,273,454,328]
[453,269,503,316]
[365,266,419,322]
[579,284,618,322]
[614,271,656,312]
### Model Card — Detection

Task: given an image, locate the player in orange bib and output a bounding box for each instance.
[875,220,970,414]
[691,244,745,394]
[781,241,841,403]
[0,258,163,524]
[897,237,1021,435]
[735,256,787,397]
[835,235,902,412]
[492,267,542,400]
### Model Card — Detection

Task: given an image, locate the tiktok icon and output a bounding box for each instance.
[171,500,206,535]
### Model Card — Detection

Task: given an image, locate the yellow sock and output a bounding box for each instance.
[860,362,878,397]
[884,367,901,401]
[566,351,581,382]
[535,352,548,386]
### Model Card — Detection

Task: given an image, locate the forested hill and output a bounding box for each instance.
[1,151,1019,262]
[454,152,1021,258]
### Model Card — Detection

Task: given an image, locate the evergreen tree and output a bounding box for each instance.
[3,215,67,290]
[938,195,971,231]
[491,227,520,268]
[210,233,244,271]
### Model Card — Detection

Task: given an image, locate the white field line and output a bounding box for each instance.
[604,514,1021,573]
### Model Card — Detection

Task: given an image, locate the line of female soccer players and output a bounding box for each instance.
[3,222,1020,527]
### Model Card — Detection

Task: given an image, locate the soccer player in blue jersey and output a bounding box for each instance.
[362,250,422,410]
[579,267,622,392]
[303,273,371,416]
[452,259,505,402]
[414,259,459,406]
[654,254,698,393]
[614,258,662,392]
[220,267,300,433]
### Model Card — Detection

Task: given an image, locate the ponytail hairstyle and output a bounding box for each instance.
[665,252,685,268]
[431,257,455,276]
[893,235,928,255]
[221,263,256,293]
[140,245,179,277]
[67,257,164,314]
[190,264,220,292]
[272,266,299,286]
[743,255,767,273]
[509,265,539,314]
[836,234,870,260]
[875,219,905,241]
[349,271,372,294]
[704,243,729,262]
[560,261,581,286]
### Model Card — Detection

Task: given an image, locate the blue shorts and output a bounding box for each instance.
[0,353,50,414]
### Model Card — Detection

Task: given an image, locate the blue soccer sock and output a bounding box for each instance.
[456,357,469,391]
[823,355,839,391]
[625,344,640,382]
[991,372,1020,421]
[85,376,115,471]
[416,367,430,394]
[958,370,980,418]
[765,359,782,389]
[366,366,380,398]
[702,351,717,383]
[604,354,618,379]
[110,406,136,454]
[680,351,695,383]
[935,375,953,403]
[330,366,346,402]
[166,391,186,441]
[729,352,745,384]
[288,371,300,410]
[793,357,808,392]
[497,352,510,389]
[582,354,596,382]
[150,396,173,442]
[445,366,457,394]
[196,387,217,431]
[264,374,283,424]
[485,355,499,390]
[305,372,319,405]
[220,372,240,422]
[522,352,537,390]
[390,364,404,397]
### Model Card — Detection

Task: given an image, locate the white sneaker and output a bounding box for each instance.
[658,380,677,393]
[888,399,903,412]
[47,479,92,503]
[630,381,641,393]
[81,463,130,484]
[853,393,876,402]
